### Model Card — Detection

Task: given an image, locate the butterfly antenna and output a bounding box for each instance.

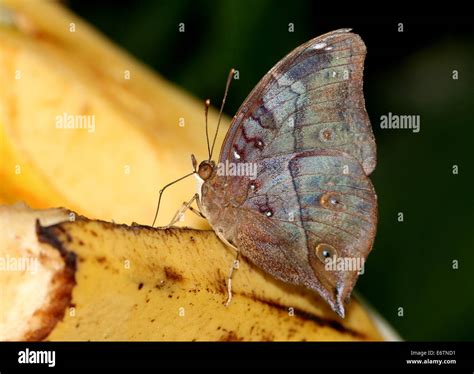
[209,68,235,160]
[204,99,211,160]
[151,170,196,227]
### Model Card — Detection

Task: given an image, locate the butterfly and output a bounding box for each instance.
[154,29,377,318]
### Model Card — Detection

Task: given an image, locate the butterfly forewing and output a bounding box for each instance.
[219,28,376,175]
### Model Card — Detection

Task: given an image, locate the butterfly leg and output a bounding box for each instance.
[224,251,241,307]
[161,193,201,229]
[188,205,206,219]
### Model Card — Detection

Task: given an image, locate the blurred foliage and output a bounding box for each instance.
[68,0,473,340]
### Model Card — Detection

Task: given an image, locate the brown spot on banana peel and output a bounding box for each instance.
[219,330,244,341]
[53,224,73,244]
[237,292,366,340]
[36,220,77,272]
[164,266,183,282]
[28,220,77,341]
[214,269,228,295]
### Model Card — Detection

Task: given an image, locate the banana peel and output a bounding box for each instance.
[0,0,227,227]
[0,203,74,341]
[0,203,384,341]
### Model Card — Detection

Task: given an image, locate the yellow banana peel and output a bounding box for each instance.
[0,203,383,341]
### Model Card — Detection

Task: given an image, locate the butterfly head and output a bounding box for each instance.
[197,159,216,181]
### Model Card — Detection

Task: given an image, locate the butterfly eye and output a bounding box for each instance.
[198,161,214,180]
[315,243,338,263]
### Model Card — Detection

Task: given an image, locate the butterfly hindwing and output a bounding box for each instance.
[236,151,377,316]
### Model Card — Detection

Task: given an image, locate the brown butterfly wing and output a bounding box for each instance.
[233,151,377,317]
[219,28,376,175]
[201,29,377,317]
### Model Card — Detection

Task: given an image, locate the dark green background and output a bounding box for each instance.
[68,0,474,340]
